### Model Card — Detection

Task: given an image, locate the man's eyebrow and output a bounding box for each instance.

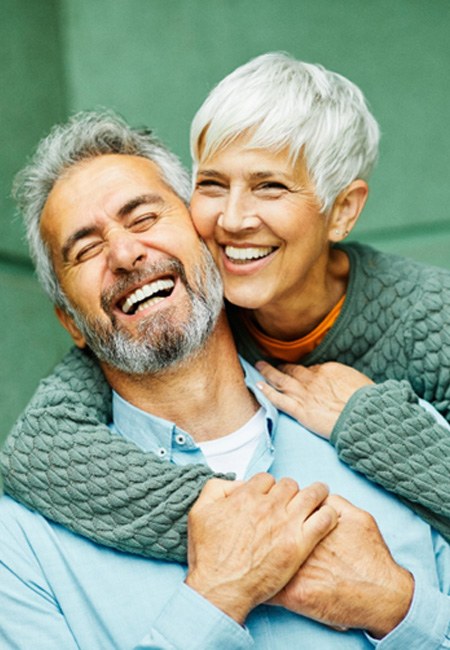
[117,193,165,218]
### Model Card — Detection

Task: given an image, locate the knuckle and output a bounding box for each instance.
[359,509,376,528]
[306,481,329,501]
[278,374,291,389]
[254,471,275,485]
[315,504,338,531]
[279,477,299,492]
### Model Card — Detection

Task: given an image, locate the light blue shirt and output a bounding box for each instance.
[1,360,450,649]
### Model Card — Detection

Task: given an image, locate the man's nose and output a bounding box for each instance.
[107,229,147,274]
[217,191,261,233]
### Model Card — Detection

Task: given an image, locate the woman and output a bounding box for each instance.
[2,53,450,560]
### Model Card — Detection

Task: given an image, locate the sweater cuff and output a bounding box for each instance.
[330,379,418,447]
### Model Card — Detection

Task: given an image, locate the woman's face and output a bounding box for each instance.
[191,140,335,312]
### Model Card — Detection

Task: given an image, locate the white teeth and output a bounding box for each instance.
[135,296,165,313]
[225,245,274,262]
[121,279,174,314]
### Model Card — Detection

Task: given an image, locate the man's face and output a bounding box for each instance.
[41,154,223,374]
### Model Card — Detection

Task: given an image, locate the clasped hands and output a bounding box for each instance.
[185,476,414,638]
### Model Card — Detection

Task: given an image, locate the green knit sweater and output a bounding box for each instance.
[1,243,450,560]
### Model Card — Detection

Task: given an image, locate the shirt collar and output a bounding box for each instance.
[111,357,278,453]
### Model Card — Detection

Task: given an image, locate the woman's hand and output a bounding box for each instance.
[255,361,373,438]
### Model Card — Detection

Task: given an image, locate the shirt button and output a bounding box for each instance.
[157,447,167,458]
[175,433,186,445]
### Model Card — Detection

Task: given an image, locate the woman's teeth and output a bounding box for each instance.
[225,245,274,263]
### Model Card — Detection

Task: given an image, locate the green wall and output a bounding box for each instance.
[0,0,72,443]
[1,0,450,439]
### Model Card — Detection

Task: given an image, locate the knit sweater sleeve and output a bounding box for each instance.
[331,380,450,541]
[0,347,219,562]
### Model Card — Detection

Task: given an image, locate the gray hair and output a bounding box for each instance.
[13,110,191,307]
[191,52,380,213]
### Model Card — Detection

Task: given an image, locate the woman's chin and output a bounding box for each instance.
[224,287,269,311]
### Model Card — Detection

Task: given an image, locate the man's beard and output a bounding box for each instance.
[64,242,224,375]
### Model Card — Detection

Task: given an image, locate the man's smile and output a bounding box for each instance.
[100,262,183,320]
[119,277,176,315]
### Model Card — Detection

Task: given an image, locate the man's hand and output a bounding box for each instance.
[185,475,338,624]
[255,361,373,438]
[269,495,414,638]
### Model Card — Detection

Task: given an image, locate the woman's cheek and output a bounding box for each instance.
[191,201,216,238]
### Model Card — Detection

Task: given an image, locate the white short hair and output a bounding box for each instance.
[190,52,380,213]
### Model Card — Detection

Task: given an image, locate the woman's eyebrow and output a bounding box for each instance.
[196,169,226,179]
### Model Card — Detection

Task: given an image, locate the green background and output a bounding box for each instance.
[1,0,449,441]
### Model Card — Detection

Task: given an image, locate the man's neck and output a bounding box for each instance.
[101,314,259,442]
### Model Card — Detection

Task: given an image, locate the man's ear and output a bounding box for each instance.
[328,180,368,242]
[55,306,87,348]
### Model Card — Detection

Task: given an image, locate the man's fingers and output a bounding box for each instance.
[287,481,330,519]
[267,477,300,502]
[288,483,337,556]
[302,503,338,546]
[242,472,277,494]
[197,478,242,505]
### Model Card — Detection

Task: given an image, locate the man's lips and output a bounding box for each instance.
[116,277,176,315]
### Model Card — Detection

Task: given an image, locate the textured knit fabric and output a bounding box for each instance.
[1,242,450,558]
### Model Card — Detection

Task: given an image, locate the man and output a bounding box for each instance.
[0,111,449,649]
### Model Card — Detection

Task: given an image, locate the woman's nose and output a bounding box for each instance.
[217,191,261,233]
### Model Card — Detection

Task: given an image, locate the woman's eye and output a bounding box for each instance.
[195,179,226,193]
[258,182,288,192]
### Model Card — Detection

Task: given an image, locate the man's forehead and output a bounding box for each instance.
[40,154,185,246]
[44,155,178,219]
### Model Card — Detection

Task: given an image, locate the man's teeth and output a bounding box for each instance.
[225,245,274,262]
[121,279,174,314]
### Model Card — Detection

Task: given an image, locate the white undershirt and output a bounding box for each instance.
[198,408,267,480]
